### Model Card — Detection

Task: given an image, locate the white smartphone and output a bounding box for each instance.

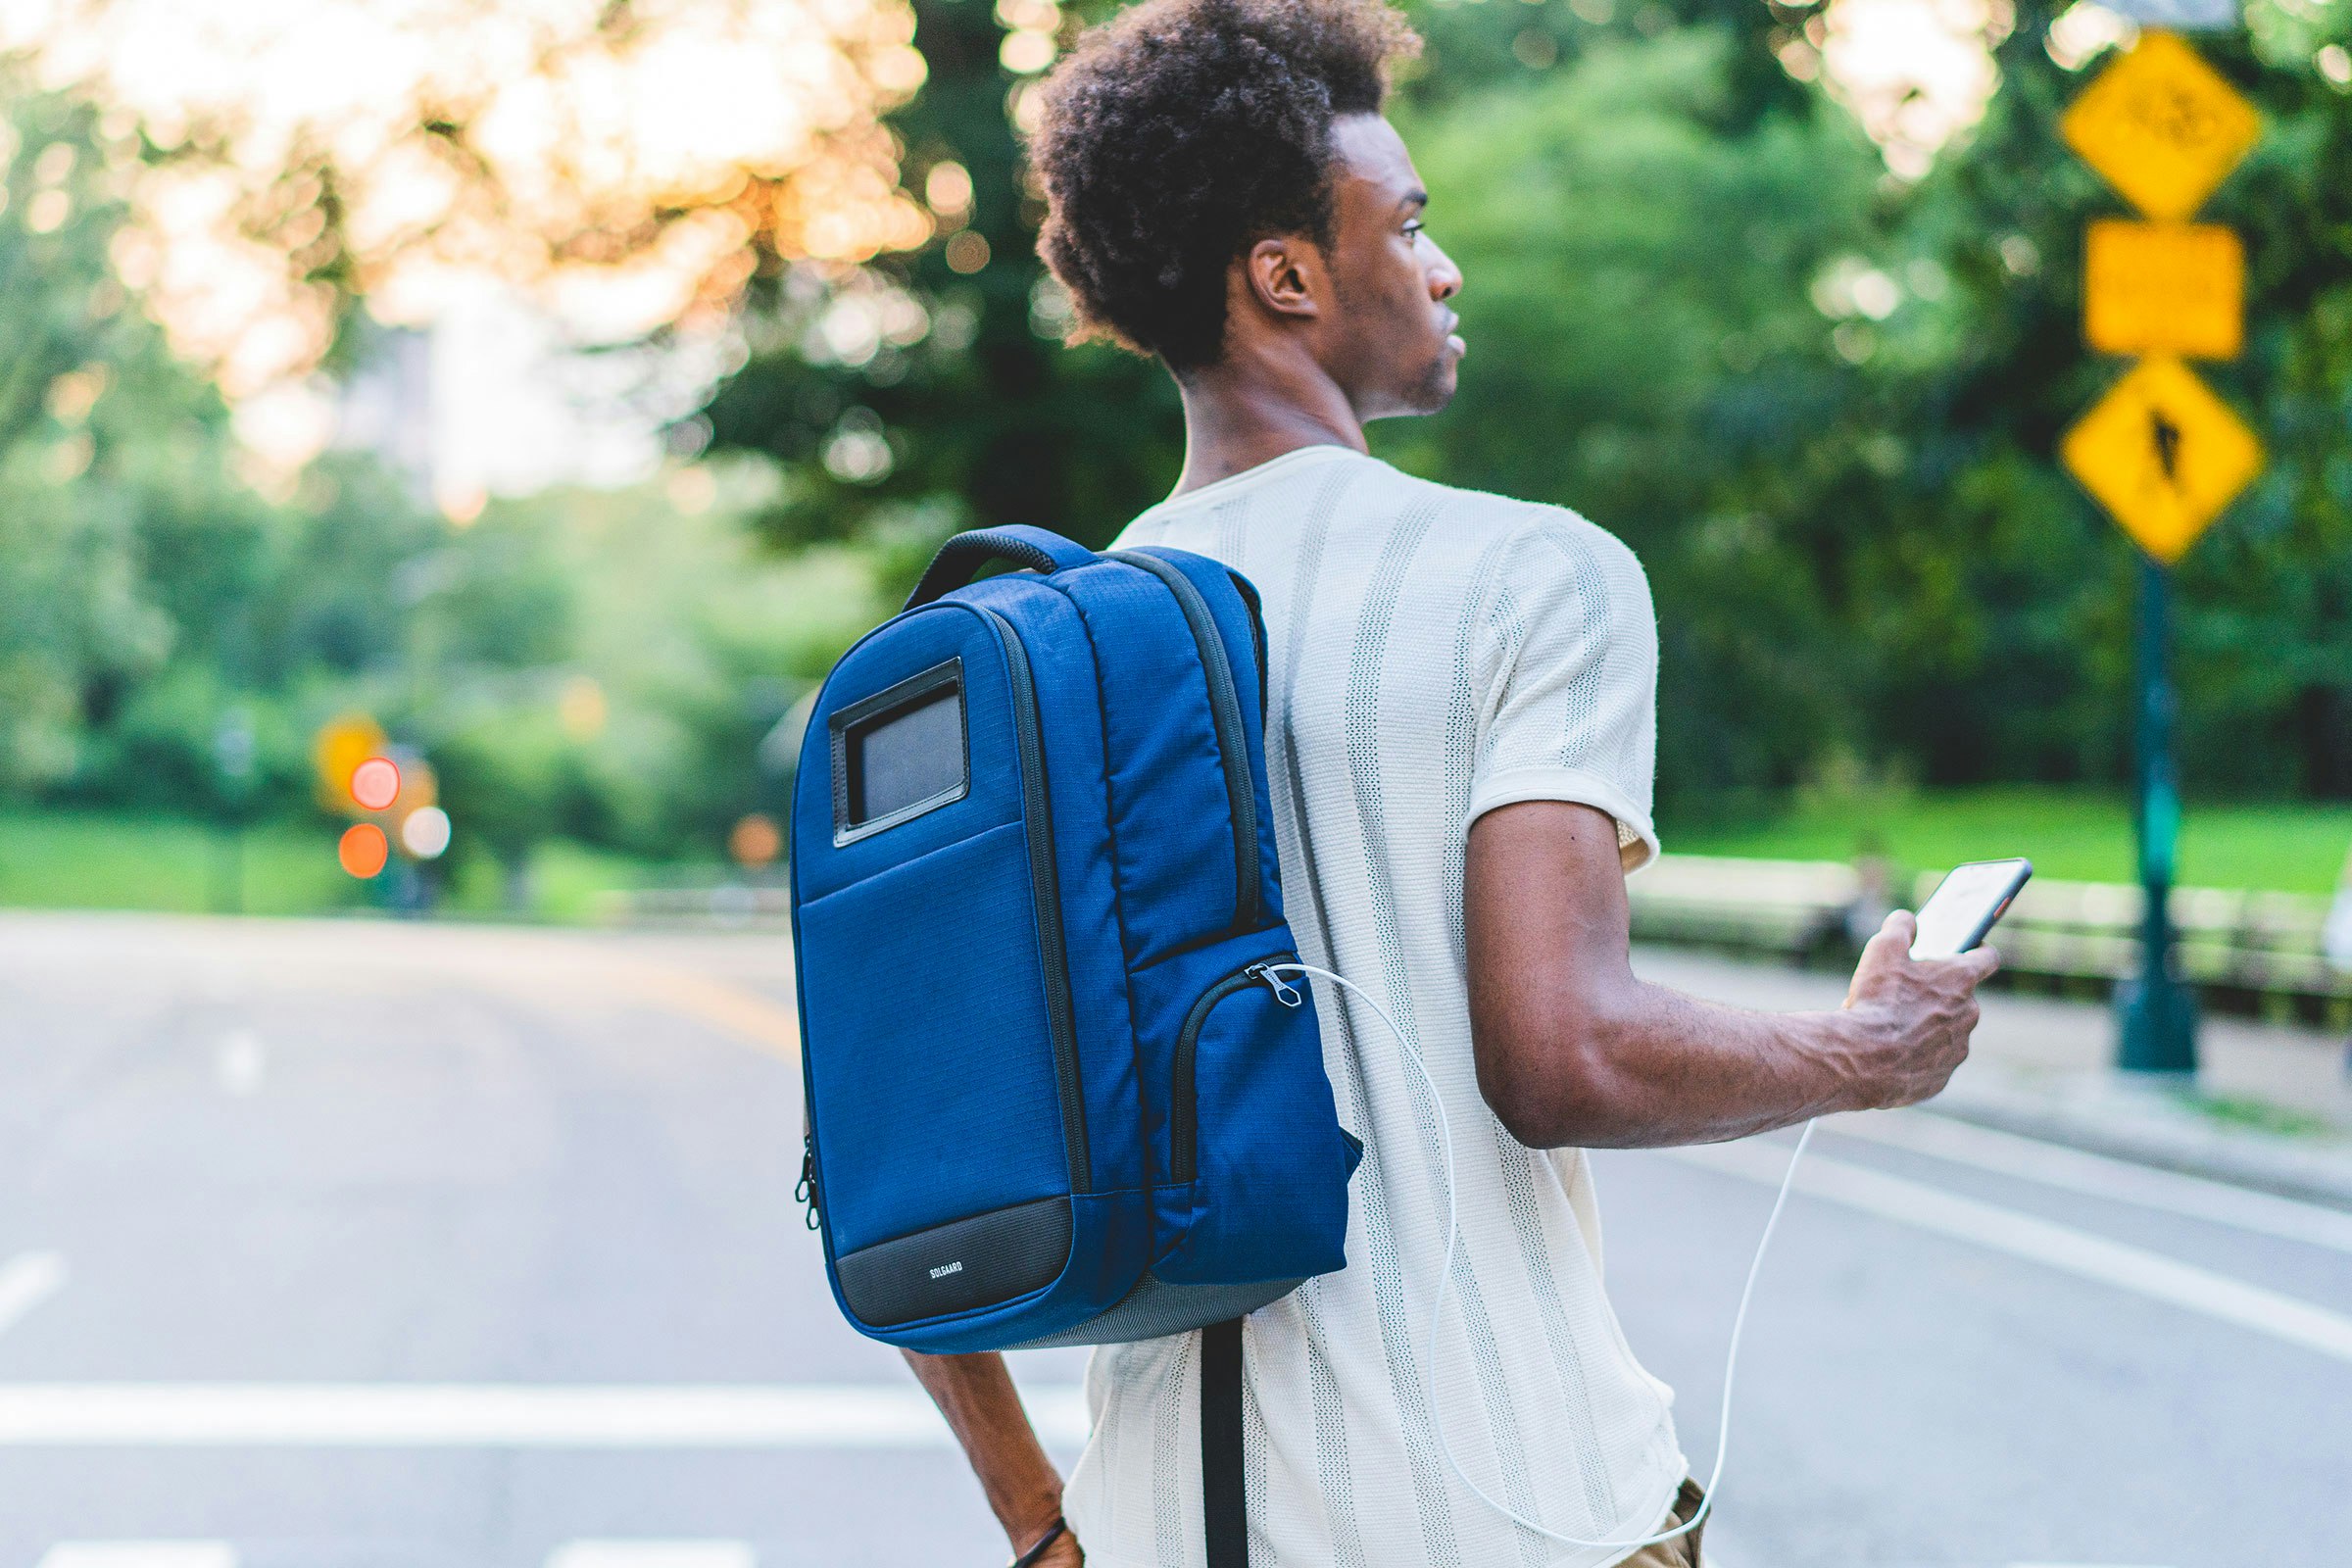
[1909,858,2033,960]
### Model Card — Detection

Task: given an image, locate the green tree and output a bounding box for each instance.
[1384,27,1911,804]
[1916,4,2352,800]
[0,85,206,788]
[1392,2,2352,807]
[702,0,1183,572]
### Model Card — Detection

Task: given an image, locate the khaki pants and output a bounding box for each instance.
[1617,1478,1707,1568]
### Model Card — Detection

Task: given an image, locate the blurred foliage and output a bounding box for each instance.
[1383,26,1899,805]
[3,0,2349,917]
[705,0,2351,814]
[703,0,1181,574]
[0,67,887,898]
[5,0,932,397]
[1938,6,2352,803]
[0,89,224,793]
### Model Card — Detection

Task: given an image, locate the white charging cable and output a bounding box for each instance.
[1264,961,1817,1557]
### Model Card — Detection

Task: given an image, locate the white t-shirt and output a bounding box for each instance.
[1062,446,1686,1567]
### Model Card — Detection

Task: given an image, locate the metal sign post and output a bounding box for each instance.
[2122,555,2198,1071]
[2057,28,2265,1077]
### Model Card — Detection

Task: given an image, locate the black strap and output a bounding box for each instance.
[903,526,1094,611]
[1201,1317,1248,1568]
[1006,1516,1066,1568]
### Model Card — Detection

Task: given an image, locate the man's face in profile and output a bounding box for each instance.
[1318,114,1467,419]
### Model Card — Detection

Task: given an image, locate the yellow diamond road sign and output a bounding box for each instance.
[2061,357,2263,563]
[2083,219,2243,359]
[2061,30,2260,220]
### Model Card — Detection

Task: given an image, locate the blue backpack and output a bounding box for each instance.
[790,524,1360,1368]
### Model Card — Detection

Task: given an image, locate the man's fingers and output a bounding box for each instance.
[1961,943,2001,980]
[1860,908,1916,963]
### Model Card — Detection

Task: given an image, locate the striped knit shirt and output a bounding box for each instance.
[1060,445,1686,1567]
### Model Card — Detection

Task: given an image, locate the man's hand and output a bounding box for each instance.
[1838,908,1999,1110]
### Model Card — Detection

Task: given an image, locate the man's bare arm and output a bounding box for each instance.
[1466,801,1996,1150]
[901,1349,1081,1564]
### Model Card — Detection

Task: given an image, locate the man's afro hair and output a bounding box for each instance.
[1030,0,1420,371]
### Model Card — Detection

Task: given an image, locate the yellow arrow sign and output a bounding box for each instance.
[2083,219,2243,359]
[2061,357,2263,563]
[2062,30,2259,220]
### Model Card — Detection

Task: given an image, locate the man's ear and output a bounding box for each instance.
[1242,235,1322,322]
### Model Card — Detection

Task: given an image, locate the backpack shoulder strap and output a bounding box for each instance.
[1201,1317,1248,1568]
[904,526,1095,610]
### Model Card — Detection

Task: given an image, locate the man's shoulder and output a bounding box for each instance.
[1369,464,1646,586]
[1115,451,1645,589]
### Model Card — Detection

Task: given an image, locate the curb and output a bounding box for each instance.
[1926,1079,2352,1213]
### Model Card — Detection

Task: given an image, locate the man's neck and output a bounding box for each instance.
[1170,350,1366,496]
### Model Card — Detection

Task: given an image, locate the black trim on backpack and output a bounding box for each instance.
[827,658,969,847]
[1106,552,1260,937]
[834,1196,1073,1327]
[1226,569,1269,716]
[1172,956,1296,1183]
[976,605,1091,1194]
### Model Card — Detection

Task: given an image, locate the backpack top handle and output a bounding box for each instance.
[905,525,1097,611]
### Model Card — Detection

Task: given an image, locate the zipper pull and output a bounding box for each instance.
[1247,963,1303,1008]
[798,1138,822,1231]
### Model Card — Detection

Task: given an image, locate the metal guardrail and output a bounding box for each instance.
[1625,855,2351,1022]
[606,857,2351,1022]
[603,883,792,928]
[1622,855,1864,957]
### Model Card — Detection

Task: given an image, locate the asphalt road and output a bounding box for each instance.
[0,911,2343,1568]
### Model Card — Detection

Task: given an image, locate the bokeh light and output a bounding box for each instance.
[729,812,782,869]
[558,677,610,740]
[1818,0,2012,177]
[400,806,452,859]
[314,714,389,813]
[350,757,401,811]
[337,822,389,878]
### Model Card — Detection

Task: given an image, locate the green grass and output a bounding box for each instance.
[1661,787,2352,896]
[0,808,678,923]
[5,789,2347,918]
[2192,1094,2335,1140]
[0,808,359,916]
[441,838,704,925]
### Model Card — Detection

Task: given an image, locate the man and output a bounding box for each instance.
[904,1,1995,1562]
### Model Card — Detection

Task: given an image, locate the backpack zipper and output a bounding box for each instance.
[975,604,1092,1195]
[1105,552,1260,937]
[1170,956,1301,1183]
[797,1133,822,1231]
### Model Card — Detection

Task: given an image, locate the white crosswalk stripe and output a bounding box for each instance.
[1837,1110,2352,1253]
[26,1543,772,1568]
[1670,1140,2352,1364]
[0,1382,1089,1448]
[34,1545,237,1568]
[546,1544,756,1568]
